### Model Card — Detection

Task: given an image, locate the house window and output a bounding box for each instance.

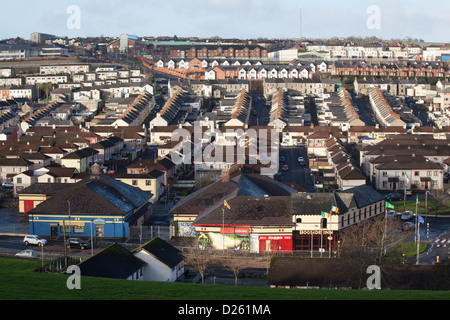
[382,172,387,176]
[145,180,151,186]
[16,177,22,184]
[132,180,138,186]
[427,171,432,176]
[414,171,419,176]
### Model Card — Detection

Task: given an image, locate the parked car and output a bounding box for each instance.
[401,211,413,221]
[298,157,306,166]
[402,221,415,231]
[66,238,90,250]
[282,164,289,171]
[387,210,398,217]
[280,156,285,162]
[15,249,37,258]
[386,193,403,201]
[23,235,47,247]
[405,188,412,196]
[2,182,13,188]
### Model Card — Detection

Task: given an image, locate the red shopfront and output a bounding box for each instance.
[258,235,292,253]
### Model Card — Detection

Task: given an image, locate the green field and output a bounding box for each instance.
[391,201,450,215]
[0,257,448,301]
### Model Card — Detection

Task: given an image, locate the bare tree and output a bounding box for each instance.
[429,190,449,219]
[339,214,407,265]
[223,251,251,286]
[184,247,213,284]
[262,250,276,275]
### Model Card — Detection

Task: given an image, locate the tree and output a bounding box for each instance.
[223,251,250,286]
[429,190,449,219]
[184,247,213,284]
[339,214,407,265]
[336,214,409,288]
[38,82,53,101]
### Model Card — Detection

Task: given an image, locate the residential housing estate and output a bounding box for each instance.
[1,33,449,288]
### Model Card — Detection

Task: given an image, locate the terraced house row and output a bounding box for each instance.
[332,60,450,78]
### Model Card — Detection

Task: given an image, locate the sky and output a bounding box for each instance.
[1,0,448,43]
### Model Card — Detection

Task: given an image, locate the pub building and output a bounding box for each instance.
[292,186,385,254]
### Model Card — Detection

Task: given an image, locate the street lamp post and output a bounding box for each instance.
[90,220,94,257]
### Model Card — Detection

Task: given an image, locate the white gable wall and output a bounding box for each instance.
[133,250,181,282]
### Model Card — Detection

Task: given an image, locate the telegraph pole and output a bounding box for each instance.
[416,196,420,265]
[222,206,225,252]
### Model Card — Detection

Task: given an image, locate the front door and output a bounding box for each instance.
[96,225,104,238]
[50,225,58,237]
[23,200,34,213]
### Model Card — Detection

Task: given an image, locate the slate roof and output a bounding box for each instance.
[194,196,293,227]
[27,174,152,216]
[339,185,385,208]
[291,193,341,215]
[169,178,239,215]
[61,147,99,159]
[133,237,184,269]
[78,243,146,279]
[19,183,71,195]
[169,174,296,216]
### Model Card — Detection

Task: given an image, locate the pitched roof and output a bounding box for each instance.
[61,147,99,159]
[194,196,293,227]
[27,174,152,216]
[133,237,183,269]
[19,183,71,195]
[339,185,385,208]
[78,243,146,279]
[291,193,341,215]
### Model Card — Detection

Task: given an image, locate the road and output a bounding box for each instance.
[353,94,378,126]
[414,217,450,264]
[249,93,269,127]
[277,147,314,192]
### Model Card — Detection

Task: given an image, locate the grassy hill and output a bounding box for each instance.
[0,257,448,301]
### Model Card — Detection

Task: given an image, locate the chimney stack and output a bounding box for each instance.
[91,162,101,175]
[221,168,230,182]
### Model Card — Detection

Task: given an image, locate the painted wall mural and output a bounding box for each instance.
[198,232,250,251]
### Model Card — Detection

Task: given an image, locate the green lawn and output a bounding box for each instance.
[386,243,428,259]
[391,201,450,215]
[0,257,448,300]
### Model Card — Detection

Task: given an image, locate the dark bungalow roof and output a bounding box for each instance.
[133,237,183,269]
[78,243,146,280]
